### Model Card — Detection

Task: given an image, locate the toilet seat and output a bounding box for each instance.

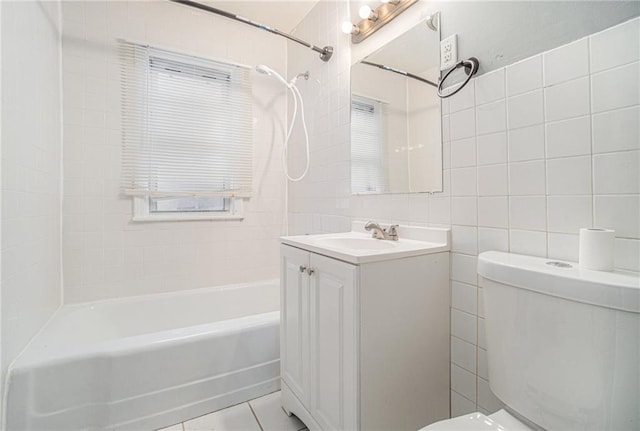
[420,409,534,431]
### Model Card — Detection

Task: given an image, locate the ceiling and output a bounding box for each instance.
[202,0,320,33]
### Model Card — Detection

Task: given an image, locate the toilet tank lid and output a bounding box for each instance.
[478,251,640,313]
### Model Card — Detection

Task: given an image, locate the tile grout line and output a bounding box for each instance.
[247,401,265,431]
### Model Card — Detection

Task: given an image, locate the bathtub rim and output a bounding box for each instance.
[65,277,280,308]
[12,310,280,370]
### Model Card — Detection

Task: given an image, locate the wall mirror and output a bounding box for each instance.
[350,17,442,194]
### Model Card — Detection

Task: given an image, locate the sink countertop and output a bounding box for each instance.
[281,224,450,265]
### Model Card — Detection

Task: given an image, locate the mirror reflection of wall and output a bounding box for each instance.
[350,17,442,195]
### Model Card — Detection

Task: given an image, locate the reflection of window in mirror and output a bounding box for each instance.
[351,94,389,194]
[350,17,443,195]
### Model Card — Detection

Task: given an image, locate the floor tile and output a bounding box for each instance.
[249,391,306,431]
[183,403,261,431]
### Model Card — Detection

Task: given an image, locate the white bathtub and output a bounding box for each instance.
[5,280,280,430]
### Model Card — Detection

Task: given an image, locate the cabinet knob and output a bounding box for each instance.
[299,265,307,273]
[307,268,315,276]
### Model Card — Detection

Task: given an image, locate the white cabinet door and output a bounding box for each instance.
[308,253,358,431]
[280,245,311,405]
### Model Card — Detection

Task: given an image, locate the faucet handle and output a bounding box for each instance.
[387,224,399,240]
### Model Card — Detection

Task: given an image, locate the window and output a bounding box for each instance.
[120,42,252,221]
[351,94,389,194]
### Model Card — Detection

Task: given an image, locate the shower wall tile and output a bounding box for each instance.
[547,233,580,262]
[590,17,640,73]
[451,167,478,197]
[594,195,640,239]
[591,61,640,113]
[475,69,505,105]
[451,309,477,346]
[451,336,477,373]
[449,83,476,113]
[478,228,509,253]
[61,1,288,302]
[508,125,545,162]
[546,156,593,195]
[451,364,477,403]
[547,196,593,234]
[509,230,547,258]
[509,196,547,231]
[476,132,507,165]
[451,197,478,226]
[451,281,478,315]
[545,116,591,158]
[477,196,509,229]
[1,0,63,390]
[615,238,640,271]
[544,76,591,122]
[477,164,508,196]
[476,100,506,135]
[592,150,640,194]
[506,54,543,97]
[592,106,640,153]
[451,137,477,168]
[543,38,589,87]
[507,89,544,129]
[450,108,477,141]
[451,225,479,255]
[508,161,546,196]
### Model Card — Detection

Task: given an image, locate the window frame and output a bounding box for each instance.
[122,43,251,222]
[133,195,244,222]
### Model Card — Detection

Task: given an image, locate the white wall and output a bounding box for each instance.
[352,1,640,75]
[60,0,288,303]
[288,0,639,419]
[1,0,63,398]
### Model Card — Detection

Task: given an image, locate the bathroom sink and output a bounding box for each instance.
[281,222,451,264]
[315,237,397,251]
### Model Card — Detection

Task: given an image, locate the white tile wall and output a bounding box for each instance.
[288,6,639,417]
[1,0,63,393]
[441,17,640,413]
[61,1,288,302]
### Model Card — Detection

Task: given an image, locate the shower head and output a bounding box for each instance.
[255,64,290,87]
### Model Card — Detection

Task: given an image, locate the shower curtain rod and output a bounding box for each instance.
[361,60,438,88]
[168,0,334,62]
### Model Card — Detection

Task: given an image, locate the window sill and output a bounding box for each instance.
[133,196,245,222]
[132,213,244,222]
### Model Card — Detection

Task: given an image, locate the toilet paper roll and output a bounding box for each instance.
[578,228,615,271]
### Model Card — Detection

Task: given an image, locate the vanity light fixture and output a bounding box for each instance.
[358,5,378,21]
[345,0,418,44]
[341,22,360,35]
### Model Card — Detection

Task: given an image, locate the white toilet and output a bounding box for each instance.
[424,251,640,431]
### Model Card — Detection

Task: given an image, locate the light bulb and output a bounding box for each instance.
[341,21,359,35]
[359,5,377,21]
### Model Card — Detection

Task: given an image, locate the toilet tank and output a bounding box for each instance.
[478,251,639,431]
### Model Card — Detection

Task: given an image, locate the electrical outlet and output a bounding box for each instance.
[440,34,458,70]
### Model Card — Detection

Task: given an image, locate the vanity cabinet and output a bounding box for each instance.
[281,245,357,430]
[280,234,450,431]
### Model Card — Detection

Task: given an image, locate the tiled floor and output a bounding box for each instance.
[157,391,307,431]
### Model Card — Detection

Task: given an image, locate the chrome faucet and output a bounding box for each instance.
[364,221,399,241]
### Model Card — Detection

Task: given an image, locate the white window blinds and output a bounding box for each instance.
[351,94,389,194]
[120,42,253,198]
